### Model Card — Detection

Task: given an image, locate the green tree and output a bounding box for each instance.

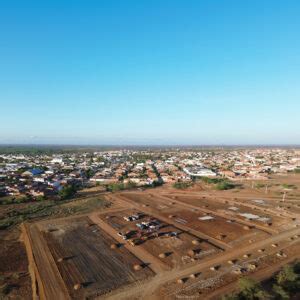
[59,185,77,200]
[222,293,239,300]
[238,277,270,300]
[216,181,235,190]
[272,284,290,300]
[173,182,193,189]
[16,195,30,203]
[106,181,141,192]
[85,168,94,179]
[276,265,299,292]
[36,195,45,201]
[293,260,300,273]
[106,183,124,192]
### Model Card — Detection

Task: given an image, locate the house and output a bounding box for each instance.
[22,168,44,177]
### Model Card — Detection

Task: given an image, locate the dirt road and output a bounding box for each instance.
[207,252,300,299]
[23,223,70,300]
[103,226,300,300]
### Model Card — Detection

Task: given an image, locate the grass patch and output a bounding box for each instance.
[106,182,137,192]
[199,177,227,184]
[282,184,297,189]
[199,176,236,190]
[255,183,266,188]
[173,182,193,189]
[215,181,236,190]
[0,195,31,205]
[0,196,110,230]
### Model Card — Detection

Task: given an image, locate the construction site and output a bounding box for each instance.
[21,175,300,299]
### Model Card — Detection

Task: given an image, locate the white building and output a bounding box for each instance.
[183,167,216,177]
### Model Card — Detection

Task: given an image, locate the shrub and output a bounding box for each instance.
[200,177,226,184]
[59,185,77,200]
[0,219,14,230]
[173,182,193,189]
[216,181,235,190]
[276,265,299,292]
[106,181,137,192]
[16,195,30,203]
[272,284,290,300]
[237,277,270,299]
[281,184,297,189]
[224,262,300,300]
[255,183,266,188]
[0,283,10,295]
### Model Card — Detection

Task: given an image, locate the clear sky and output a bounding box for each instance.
[1,0,300,145]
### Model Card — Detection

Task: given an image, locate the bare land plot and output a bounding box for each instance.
[119,193,270,245]
[100,210,219,268]
[160,208,269,244]
[34,217,154,299]
[161,194,287,228]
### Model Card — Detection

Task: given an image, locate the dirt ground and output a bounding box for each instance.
[155,238,300,300]
[160,208,263,243]
[0,228,32,299]
[0,192,111,299]
[164,194,285,226]
[100,209,219,268]
[30,217,154,299]
[2,173,300,299]
[120,193,270,246]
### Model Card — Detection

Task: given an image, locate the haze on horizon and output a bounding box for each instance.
[1,0,300,146]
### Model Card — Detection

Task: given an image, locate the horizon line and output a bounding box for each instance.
[1,143,300,148]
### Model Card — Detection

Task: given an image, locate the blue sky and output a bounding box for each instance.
[1,0,300,145]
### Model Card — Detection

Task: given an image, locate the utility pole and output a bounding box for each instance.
[265,184,268,194]
[282,191,286,202]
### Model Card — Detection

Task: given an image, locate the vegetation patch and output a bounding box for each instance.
[198,176,237,190]
[59,184,78,200]
[0,195,31,205]
[0,196,110,230]
[281,183,297,190]
[293,168,300,174]
[255,183,266,188]
[223,261,300,300]
[172,182,193,189]
[106,181,137,192]
[215,181,236,190]
[199,177,226,184]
